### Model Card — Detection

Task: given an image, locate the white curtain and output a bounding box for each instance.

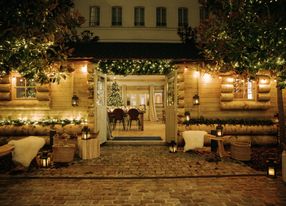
[149,86,158,121]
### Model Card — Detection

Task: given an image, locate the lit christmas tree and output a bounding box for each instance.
[107,82,123,107]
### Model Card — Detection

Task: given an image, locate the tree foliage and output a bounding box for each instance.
[197,0,286,84]
[0,0,84,83]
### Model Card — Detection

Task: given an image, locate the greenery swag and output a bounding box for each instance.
[98,60,175,75]
[183,118,274,126]
[0,118,82,127]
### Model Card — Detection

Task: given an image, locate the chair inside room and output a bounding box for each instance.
[112,108,126,130]
[127,108,141,130]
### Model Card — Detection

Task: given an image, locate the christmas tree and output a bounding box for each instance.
[107,82,123,107]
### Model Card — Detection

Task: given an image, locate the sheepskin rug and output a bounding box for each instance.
[8,136,45,167]
[182,130,207,152]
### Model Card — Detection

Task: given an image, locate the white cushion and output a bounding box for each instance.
[8,136,45,167]
[182,130,207,152]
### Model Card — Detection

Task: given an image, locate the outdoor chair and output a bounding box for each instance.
[112,108,126,130]
[127,108,141,130]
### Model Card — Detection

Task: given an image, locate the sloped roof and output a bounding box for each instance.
[70,42,202,61]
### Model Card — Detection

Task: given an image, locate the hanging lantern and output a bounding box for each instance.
[40,151,51,168]
[169,141,178,153]
[216,124,223,137]
[72,95,79,106]
[266,158,278,178]
[193,94,200,105]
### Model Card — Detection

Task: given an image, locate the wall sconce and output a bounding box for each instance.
[193,94,200,105]
[216,124,223,137]
[169,141,178,153]
[72,95,79,106]
[266,158,278,178]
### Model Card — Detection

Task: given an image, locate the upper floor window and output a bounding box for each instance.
[112,6,122,26]
[15,77,36,99]
[89,6,100,26]
[156,7,166,27]
[233,77,255,100]
[134,7,145,26]
[178,7,188,27]
[200,6,209,22]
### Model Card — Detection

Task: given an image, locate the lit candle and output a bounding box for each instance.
[268,167,275,176]
[42,159,47,167]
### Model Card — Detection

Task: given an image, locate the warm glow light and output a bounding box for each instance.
[226,77,234,83]
[184,66,188,72]
[193,70,200,78]
[202,73,212,83]
[81,64,88,73]
[259,78,269,84]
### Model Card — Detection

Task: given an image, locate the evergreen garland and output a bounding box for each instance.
[98,60,175,75]
[183,118,274,126]
[0,118,82,127]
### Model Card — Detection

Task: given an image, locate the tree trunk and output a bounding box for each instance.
[277,86,285,147]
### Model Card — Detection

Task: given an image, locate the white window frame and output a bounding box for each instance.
[178,7,188,27]
[134,7,145,26]
[112,6,122,26]
[156,7,167,27]
[14,77,36,100]
[89,6,100,27]
[233,77,255,100]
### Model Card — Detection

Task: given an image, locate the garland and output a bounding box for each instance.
[98,60,175,75]
[183,118,274,126]
[0,118,83,127]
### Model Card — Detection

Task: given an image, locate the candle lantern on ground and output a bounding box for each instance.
[40,151,51,168]
[266,158,278,178]
[169,141,178,153]
[216,124,223,137]
[82,126,90,140]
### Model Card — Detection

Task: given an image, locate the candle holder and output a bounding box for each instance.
[266,158,278,178]
[169,141,178,153]
[216,124,223,137]
[39,151,51,168]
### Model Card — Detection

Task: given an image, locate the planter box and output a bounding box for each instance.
[231,141,251,161]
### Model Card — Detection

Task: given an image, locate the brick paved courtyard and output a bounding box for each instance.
[1,144,286,205]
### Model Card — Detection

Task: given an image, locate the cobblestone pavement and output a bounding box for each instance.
[9,145,261,178]
[1,144,286,205]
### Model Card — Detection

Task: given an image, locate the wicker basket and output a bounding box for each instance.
[231,141,251,161]
[52,144,75,163]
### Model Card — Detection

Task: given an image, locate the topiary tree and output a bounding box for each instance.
[107,82,123,107]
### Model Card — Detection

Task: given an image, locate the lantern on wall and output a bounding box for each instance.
[216,124,223,137]
[72,95,79,106]
[266,158,278,178]
[169,141,178,153]
[193,94,200,105]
